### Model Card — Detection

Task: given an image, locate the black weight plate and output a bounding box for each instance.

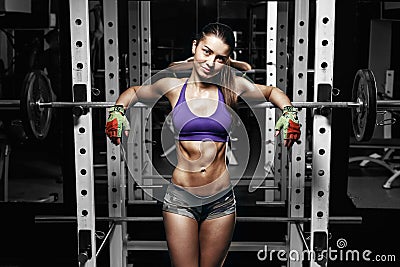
[20,70,54,140]
[351,69,377,142]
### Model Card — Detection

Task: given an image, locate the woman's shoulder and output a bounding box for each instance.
[153,77,187,95]
[156,77,186,86]
[232,75,253,92]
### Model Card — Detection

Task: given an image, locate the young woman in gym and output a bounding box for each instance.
[105,22,300,267]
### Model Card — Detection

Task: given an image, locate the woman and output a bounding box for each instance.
[106,22,300,267]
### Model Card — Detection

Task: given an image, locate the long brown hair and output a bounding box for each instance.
[196,22,238,108]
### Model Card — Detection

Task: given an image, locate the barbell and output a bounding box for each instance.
[0,69,399,141]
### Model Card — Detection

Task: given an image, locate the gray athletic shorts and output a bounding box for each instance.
[162,183,236,222]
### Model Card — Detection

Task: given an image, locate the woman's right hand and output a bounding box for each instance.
[105,105,130,145]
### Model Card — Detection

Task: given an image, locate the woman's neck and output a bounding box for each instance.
[188,71,219,90]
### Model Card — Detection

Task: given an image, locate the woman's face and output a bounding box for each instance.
[192,34,231,79]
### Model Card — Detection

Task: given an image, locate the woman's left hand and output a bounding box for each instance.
[274,106,301,148]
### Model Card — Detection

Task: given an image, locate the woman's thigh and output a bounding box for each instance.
[199,213,236,267]
[163,211,199,267]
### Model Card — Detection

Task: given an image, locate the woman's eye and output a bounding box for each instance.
[203,49,210,55]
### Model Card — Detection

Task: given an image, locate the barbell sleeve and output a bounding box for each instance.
[376,100,400,110]
[0,100,20,108]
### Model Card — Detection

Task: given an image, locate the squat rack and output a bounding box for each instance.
[56,0,346,266]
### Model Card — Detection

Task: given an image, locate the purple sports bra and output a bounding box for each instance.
[172,80,232,142]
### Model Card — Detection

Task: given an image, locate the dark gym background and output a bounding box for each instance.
[0,0,399,266]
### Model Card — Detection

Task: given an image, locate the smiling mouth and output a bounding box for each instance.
[202,66,211,73]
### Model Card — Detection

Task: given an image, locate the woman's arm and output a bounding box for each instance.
[255,84,292,109]
[106,77,181,145]
[115,86,140,109]
[168,56,194,67]
[235,76,300,148]
[230,59,252,71]
[235,76,292,109]
[106,84,152,145]
[114,77,179,110]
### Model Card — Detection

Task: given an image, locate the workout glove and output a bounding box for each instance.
[275,106,301,148]
[105,105,130,145]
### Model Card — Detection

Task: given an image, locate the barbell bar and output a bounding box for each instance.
[40,101,365,108]
[1,69,399,141]
[0,99,396,109]
[0,99,363,108]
